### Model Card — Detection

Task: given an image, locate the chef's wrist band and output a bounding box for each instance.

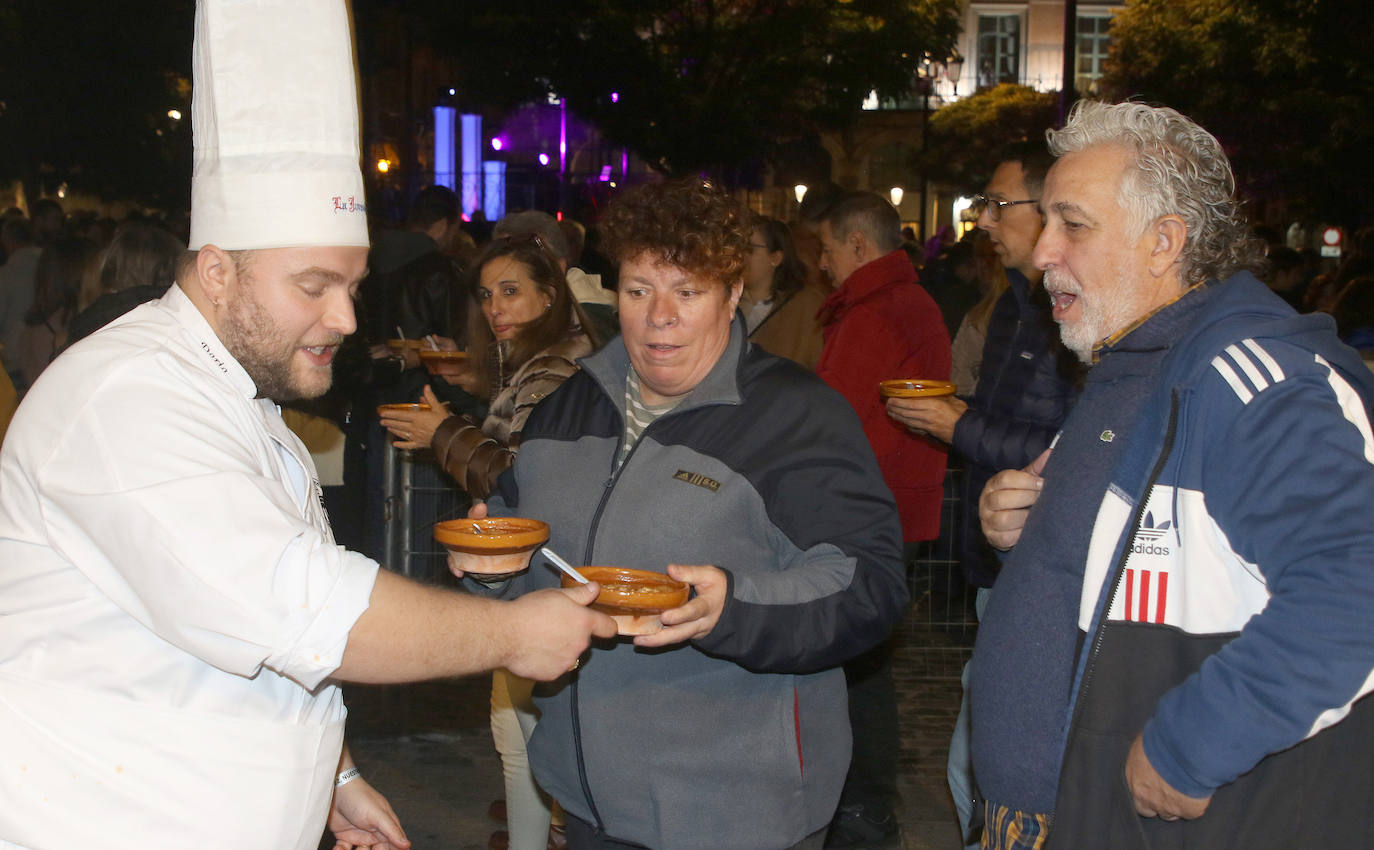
[336,766,361,788]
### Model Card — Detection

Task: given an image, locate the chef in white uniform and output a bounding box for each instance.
[0,3,614,849]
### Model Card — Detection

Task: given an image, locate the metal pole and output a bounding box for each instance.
[382,441,398,571]
[919,91,930,245]
[399,449,416,578]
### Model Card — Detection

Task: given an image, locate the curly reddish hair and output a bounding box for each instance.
[599,178,752,289]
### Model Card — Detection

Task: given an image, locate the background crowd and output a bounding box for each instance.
[2,114,1373,850]
[6,179,1373,447]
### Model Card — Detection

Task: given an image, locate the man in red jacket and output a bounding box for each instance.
[816,191,951,543]
[813,191,951,849]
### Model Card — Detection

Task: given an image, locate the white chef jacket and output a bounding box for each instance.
[0,285,379,849]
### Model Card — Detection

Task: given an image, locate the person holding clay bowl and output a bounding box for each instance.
[454,179,908,850]
[378,232,602,497]
[381,231,601,850]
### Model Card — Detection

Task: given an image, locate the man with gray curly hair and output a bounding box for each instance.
[970,100,1374,849]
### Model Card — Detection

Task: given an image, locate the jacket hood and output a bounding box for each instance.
[1170,273,1374,397]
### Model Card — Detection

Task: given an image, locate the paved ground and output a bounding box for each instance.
[334,602,972,850]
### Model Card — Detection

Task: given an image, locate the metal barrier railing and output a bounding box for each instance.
[382,445,470,583]
[903,463,980,680]
[381,444,980,676]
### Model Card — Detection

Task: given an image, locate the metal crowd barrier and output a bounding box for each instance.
[903,462,980,680]
[382,444,470,583]
[380,441,979,676]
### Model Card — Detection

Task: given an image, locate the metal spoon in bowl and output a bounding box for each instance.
[540,546,589,585]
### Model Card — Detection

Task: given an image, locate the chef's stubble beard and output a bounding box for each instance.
[220,277,337,402]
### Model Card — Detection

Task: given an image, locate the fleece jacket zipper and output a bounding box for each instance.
[1063,391,1180,760]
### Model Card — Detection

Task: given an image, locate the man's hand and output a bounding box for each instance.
[634,564,729,648]
[328,775,411,850]
[501,584,618,680]
[1125,734,1211,822]
[885,395,968,444]
[979,448,1050,550]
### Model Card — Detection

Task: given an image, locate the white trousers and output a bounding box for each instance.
[491,668,556,850]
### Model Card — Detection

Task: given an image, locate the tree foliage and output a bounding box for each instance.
[1101,0,1374,226]
[403,0,961,181]
[0,0,195,210]
[921,84,1059,193]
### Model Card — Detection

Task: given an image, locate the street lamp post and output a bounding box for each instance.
[916,57,935,243]
[916,50,966,243]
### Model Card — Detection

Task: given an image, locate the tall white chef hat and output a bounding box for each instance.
[188,0,369,250]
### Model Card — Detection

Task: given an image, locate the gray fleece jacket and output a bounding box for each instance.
[479,317,908,849]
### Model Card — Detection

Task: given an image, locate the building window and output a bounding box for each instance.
[1076,14,1112,94]
[977,14,1021,89]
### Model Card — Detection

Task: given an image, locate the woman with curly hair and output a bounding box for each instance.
[453,178,908,850]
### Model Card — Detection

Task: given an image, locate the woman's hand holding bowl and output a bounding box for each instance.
[633,563,729,648]
[379,385,449,449]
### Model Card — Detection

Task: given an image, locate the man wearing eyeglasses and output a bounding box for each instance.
[886,141,1079,847]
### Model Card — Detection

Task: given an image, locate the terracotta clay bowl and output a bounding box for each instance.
[879,379,956,399]
[561,566,690,636]
[418,349,470,379]
[435,517,550,576]
[376,402,432,417]
[418,349,468,365]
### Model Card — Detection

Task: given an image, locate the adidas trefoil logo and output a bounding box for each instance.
[1132,510,1172,556]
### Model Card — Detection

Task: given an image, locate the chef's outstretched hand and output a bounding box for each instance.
[502,583,618,680]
